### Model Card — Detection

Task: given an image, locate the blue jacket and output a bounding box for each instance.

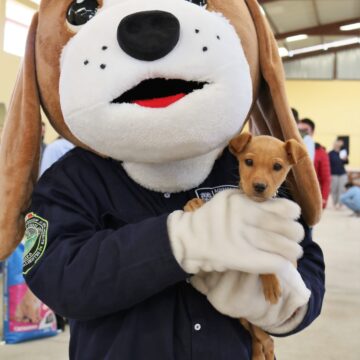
[24,147,325,360]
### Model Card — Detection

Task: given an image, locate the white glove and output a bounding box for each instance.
[191,264,311,334]
[168,189,304,274]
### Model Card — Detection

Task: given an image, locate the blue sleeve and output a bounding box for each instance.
[275,219,325,337]
[25,162,187,321]
[39,140,74,176]
[39,142,63,176]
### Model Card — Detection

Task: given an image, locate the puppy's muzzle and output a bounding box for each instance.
[117,10,180,61]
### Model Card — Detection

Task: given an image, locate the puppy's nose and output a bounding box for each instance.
[117,10,180,61]
[253,183,267,194]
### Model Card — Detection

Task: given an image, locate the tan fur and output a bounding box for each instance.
[0,1,321,260]
[229,133,308,202]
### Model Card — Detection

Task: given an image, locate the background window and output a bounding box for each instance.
[3,0,37,57]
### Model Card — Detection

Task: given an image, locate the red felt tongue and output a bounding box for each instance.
[132,93,186,108]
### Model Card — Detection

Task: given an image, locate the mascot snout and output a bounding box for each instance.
[118,10,181,61]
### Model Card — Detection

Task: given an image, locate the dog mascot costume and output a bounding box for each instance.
[0,0,325,359]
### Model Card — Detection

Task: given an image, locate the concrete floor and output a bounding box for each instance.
[0,207,359,360]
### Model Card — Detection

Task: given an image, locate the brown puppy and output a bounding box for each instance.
[229,132,307,303]
[230,132,307,204]
[185,132,307,360]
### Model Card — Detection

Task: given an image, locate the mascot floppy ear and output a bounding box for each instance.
[0,14,41,260]
[245,0,322,226]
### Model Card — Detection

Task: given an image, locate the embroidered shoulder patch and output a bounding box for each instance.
[195,185,238,202]
[23,212,48,275]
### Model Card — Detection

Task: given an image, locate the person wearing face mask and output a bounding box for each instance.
[299,119,331,209]
[329,139,348,209]
[297,118,315,162]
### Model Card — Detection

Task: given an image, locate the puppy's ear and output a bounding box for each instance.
[244,0,322,226]
[229,132,252,155]
[285,140,308,165]
[0,14,41,260]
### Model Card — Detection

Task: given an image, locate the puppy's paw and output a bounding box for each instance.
[260,274,281,304]
[263,337,275,360]
[252,339,266,360]
[184,198,205,212]
[252,326,274,360]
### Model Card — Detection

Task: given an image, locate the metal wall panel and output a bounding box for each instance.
[284,53,335,79]
[337,48,360,80]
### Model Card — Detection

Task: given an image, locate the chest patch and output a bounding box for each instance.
[23,213,48,275]
[195,185,238,202]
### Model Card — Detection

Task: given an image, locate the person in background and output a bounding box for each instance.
[329,139,348,209]
[339,143,349,165]
[340,183,360,217]
[299,119,331,209]
[40,137,74,177]
[297,117,315,162]
[291,107,300,123]
[292,108,315,161]
[349,172,360,187]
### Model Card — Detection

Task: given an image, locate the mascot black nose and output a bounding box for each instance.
[117,11,180,61]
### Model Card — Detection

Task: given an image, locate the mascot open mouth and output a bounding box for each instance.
[111,78,208,108]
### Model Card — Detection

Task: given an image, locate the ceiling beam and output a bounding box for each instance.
[276,18,360,39]
[282,43,360,62]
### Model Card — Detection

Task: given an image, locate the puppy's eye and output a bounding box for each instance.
[67,0,99,26]
[245,159,253,167]
[186,0,207,6]
[273,163,283,171]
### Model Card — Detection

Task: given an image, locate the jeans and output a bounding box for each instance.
[340,187,360,213]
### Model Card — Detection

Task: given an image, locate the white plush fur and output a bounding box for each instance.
[123,147,223,192]
[269,304,309,334]
[60,0,252,191]
[168,189,310,331]
[168,190,305,275]
[191,267,310,333]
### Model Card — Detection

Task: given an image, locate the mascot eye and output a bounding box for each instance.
[245,159,253,167]
[186,0,207,6]
[67,0,99,26]
[273,163,283,171]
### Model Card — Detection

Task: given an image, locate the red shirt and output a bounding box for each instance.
[314,144,331,208]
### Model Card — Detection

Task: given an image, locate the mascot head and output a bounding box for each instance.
[0,0,322,259]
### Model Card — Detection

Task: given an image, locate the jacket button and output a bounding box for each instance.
[194,323,201,331]
[164,193,171,199]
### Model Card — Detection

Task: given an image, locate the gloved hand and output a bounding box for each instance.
[191,264,311,334]
[167,189,304,275]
